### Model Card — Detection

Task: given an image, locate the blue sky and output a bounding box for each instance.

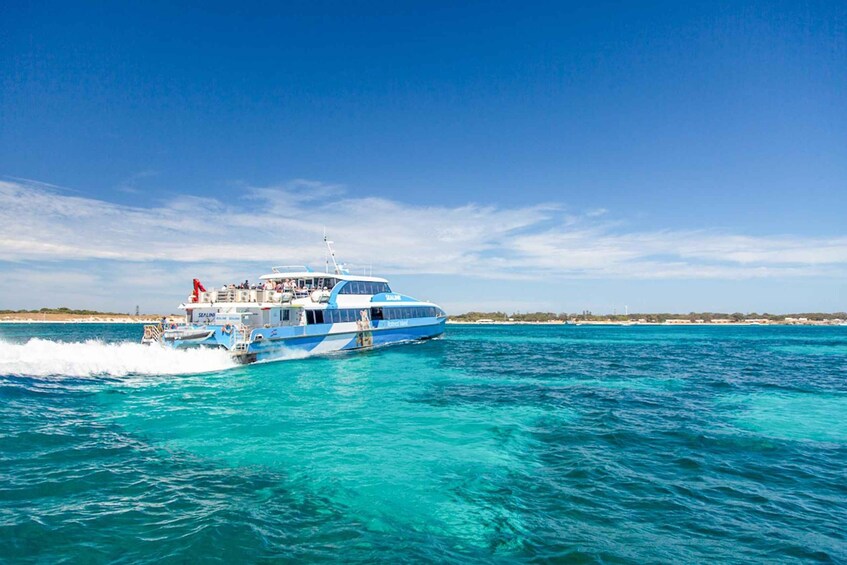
[1,1,845,314]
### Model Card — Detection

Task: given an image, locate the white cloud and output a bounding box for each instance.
[1,178,846,285]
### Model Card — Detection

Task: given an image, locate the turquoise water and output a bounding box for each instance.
[1,324,845,562]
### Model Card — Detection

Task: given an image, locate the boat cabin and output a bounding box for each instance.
[182,266,403,331]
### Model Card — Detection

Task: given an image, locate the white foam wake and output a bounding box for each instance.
[0,338,237,378]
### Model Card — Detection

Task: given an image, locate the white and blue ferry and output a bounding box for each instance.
[142,239,446,363]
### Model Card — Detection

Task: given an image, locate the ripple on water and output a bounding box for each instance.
[724,392,847,443]
[770,344,847,356]
[95,352,576,549]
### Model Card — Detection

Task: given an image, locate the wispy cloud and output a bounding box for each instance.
[1,178,846,284]
[115,170,159,194]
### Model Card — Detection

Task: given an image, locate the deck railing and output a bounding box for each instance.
[194,289,313,304]
[142,324,162,343]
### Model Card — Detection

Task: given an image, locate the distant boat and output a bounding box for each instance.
[142,238,446,363]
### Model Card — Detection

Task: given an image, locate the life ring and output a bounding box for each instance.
[143,327,153,339]
[222,323,233,335]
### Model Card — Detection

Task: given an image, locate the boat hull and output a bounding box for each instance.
[246,319,446,363]
[154,318,446,364]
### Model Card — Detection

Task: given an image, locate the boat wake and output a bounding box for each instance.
[0,338,237,378]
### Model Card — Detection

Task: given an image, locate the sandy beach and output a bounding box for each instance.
[0,313,176,324]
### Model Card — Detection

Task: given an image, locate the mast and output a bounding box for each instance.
[324,233,342,275]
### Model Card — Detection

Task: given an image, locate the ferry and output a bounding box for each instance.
[141,239,447,363]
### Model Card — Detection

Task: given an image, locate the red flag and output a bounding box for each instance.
[192,279,206,302]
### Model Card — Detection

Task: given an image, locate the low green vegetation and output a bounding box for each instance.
[451,311,847,323]
[0,307,128,316]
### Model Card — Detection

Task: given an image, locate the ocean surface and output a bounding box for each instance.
[0,323,845,563]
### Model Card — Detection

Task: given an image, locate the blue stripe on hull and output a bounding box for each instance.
[249,320,445,362]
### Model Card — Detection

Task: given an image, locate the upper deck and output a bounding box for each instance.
[185,266,410,309]
[258,266,388,284]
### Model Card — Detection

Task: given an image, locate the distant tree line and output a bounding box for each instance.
[450,311,847,322]
[0,307,127,316]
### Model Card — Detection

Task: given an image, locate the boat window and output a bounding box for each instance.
[282,309,290,322]
[338,281,392,295]
[371,307,384,321]
[314,277,335,290]
[376,306,437,319]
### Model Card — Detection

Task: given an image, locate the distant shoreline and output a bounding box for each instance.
[5,320,840,326]
[447,320,846,327]
[1,314,844,327]
[0,314,177,324]
[0,320,160,324]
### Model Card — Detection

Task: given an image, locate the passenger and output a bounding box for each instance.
[264,279,274,290]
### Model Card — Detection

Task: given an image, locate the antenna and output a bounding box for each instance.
[324,233,343,275]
